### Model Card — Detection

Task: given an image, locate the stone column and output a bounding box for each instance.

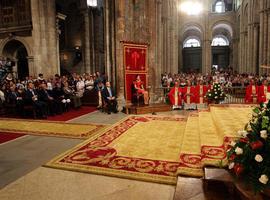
[268,9,270,66]
[27,56,35,75]
[115,0,126,108]
[247,3,252,72]
[47,0,59,76]
[253,24,259,74]
[202,39,211,74]
[104,0,111,80]
[259,0,265,74]
[156,0,162,80]
[83,10,91,74]
[263,2,268,67]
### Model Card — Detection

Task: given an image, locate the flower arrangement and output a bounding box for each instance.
[227,102,270,192]
[205,83,226,103]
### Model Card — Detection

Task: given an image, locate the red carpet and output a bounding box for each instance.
[0,132,25,144]
[47,106,96,121]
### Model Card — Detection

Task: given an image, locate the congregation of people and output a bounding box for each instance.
[162,69,270,109]
[0,70,119,118]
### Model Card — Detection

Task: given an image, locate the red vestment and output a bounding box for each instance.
[168,87,182,106]
[245,85,258,103]
[182,86,196,103]
[195,85,209,104]
[258,85,270,103]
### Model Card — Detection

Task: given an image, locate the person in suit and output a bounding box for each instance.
[102,81,118,114]
[37,81,59,115]
[24,82,48,118]
[6,84,24,115]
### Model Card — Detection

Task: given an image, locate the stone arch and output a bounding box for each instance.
[0,36,33,57]
[211,21,234,40]
[180,23,204,43]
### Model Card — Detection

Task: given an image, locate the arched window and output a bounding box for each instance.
[215,1,225,13]
[183,38,201,48]
[87,0,97,7]
[211,36,229,46]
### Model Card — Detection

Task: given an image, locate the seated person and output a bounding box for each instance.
[195,80,210,105]
[6,84,24,115]
[245,79,258,103]
[182,80,196,110]
[168,80,182,109]
[134,75,149,105]
[53,82,70,112]
[85,75,95,90]
[102,81,118,114]
[24,82,48,118]
[63,81,82,109]
[37,81,59,115]
[258,79,270,104]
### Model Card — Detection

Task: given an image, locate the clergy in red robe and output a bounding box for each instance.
[258,80,270,103]
[168,81,182,109]
[195,81,209,104]
[245,80,258,104]
[183,80,196,110]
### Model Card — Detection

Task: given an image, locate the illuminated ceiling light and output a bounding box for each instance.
[180,1,203,15]
[87,0,97,7]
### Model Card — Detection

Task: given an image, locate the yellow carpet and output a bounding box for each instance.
[178,114,203,177]
[45,105,254,183]
[45,115,187,185]
[0,118,106,139]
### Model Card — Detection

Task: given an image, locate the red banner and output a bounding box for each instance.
[124,44,147,73]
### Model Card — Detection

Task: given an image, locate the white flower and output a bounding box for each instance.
[228,162,235,169]
[259,175,269,185]
[235,147,243,155]
[215,96,218,99]
[260,130,268,139]
[209,94,211,96]
[230,141,236,147]
[255,154,263,162]
[237,130,248,137]
[215,92,217,94]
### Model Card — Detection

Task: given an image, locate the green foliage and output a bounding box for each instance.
[227,102,270,193]
[205,83,226,103]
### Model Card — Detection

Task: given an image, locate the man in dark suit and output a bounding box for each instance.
[24,82,48,118]
[102,81,118,114]
[37,81,59,115]
[6,84,24,115]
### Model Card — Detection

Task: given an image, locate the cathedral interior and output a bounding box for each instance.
[0,0,270,200]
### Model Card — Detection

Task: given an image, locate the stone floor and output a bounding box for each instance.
[0,110,188,200]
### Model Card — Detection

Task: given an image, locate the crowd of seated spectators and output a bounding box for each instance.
[0,71,107,119]
[161,68,270,88]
